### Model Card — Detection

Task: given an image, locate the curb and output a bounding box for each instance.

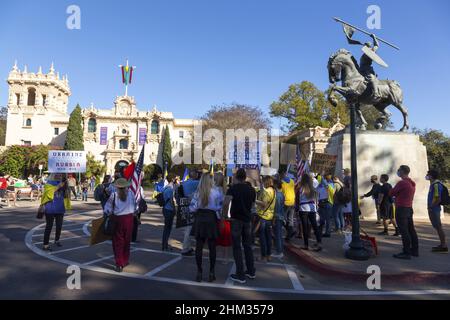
[285,242,450,283]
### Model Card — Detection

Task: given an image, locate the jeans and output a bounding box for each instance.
[284,205,296,239]
[332,204,344,231]
[162,208,175,250]
[318,202,332,235]
[231,219,255,277]
[82,191,88,201]
[273,219,284,255]
[395,207,419,255]
[259,219,273,257]
[43,214,64,245]
[299,211,322,247]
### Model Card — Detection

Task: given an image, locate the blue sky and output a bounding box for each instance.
[0,0,449,134]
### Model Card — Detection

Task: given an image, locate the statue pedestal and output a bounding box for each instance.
[326,130,429,219]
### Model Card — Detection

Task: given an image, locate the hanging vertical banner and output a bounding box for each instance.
[139,128,147,145]
[100,127,108,145]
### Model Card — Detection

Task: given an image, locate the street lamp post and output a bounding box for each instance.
[345,103,370,261]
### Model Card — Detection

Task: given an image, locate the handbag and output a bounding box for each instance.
[102,194,116,236]
[36,204,46,219]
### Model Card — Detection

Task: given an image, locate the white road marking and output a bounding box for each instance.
[285,265,304,291]
[145,256,183,277]
[24,220,450,296]
[49,244,91,254]
[82,249,138,266]
[32,227,84,237]
[33,234,88,245]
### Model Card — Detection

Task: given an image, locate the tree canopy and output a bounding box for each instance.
[413,128,450,181]
[270,81,392,132]
[0,144,50,178]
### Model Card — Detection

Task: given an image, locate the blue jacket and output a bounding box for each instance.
[44,181,66,215]
[163,185,175,211]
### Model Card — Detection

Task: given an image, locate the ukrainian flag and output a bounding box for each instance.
[209,159,214,176]
[182,168,189,181]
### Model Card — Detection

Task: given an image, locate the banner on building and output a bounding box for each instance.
[48,151,87,173]
[139,128,147,145]
[310,153,337,175]
[100,127,108,145]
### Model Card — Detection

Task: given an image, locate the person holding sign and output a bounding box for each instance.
[40,173,71,251]
[189,173,224,282]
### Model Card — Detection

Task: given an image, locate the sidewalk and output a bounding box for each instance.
[285,216,450,283]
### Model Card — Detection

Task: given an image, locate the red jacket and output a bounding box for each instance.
[389,177,416,208]
[0,177,8,190]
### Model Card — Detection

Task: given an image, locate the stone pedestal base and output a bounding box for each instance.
[325,130,429,219]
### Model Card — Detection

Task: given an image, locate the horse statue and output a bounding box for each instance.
[327,48,409,131]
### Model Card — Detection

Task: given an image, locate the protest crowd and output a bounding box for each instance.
[36,159,449,281]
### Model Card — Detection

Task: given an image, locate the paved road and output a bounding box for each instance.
[1,200,450,299]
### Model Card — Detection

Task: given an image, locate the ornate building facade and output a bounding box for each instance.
[4,63,196,174]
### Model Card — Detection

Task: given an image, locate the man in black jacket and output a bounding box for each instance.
[226,168,256,284]
[360,175,382,224]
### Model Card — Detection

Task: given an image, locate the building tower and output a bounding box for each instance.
[5,62,71,146]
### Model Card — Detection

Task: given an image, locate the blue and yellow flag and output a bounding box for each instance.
[182,168,189,181]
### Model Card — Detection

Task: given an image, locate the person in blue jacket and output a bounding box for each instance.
[42,173,70,251]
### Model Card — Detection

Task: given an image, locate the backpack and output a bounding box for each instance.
[156,191,170,207]
[138,197,148,213]
[336,187,352,204]
[94,184,105,201]
[436,182,450,206]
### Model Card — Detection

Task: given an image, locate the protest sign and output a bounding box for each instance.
[310,153,337,175]
[48,150,86,173]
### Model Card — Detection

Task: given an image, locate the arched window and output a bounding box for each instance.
[25,118,32,127]
[119,139,128,150]
[88,118,97,133]
[16,93,20,106]
[151,120,159,134]
[27,88,36,106]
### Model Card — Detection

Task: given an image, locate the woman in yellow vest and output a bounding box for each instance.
[256,176,276,262]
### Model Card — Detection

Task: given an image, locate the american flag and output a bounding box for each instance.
[130,143,145,207]
[295,144,309,185]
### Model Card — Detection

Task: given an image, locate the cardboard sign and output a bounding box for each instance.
[310,153,337,175]
[176,197,193,228]
[48,150,86,173]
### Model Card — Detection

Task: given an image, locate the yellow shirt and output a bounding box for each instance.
[281,179,296,206]
[258,187,275,221]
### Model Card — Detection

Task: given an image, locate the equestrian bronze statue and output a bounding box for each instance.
[328,18,409,131]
